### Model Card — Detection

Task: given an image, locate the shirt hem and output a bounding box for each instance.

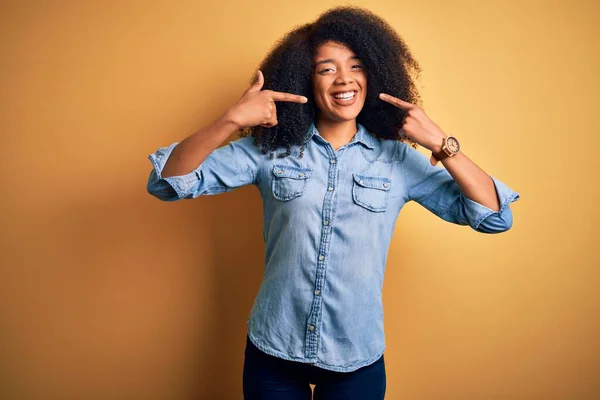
[247,330,385,373]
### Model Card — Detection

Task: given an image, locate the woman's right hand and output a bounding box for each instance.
[224,70,308,130]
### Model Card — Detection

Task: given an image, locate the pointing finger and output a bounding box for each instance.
[269,90,308,103]
[379,93,415,110]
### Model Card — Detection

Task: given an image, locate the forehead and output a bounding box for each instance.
[313,41,358,60]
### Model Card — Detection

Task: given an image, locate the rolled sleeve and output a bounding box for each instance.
[146,135,263,201]
[147,142,199,201]
[398,142,520,233]
[461,176,520,233]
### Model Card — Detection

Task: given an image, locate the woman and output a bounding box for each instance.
[147,6,519,399]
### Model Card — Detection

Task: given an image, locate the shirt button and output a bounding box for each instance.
[328,186,334,191]
[330,159,336,164]
[309,325,315,331]
[299,173,305,177]
[323,219,329,226]
[383,183,389,188]
[318,254,325,260]
[314,289,320,295]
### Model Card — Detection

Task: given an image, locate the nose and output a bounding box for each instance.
[335,68,354,85]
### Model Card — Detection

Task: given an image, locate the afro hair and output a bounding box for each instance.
[240,5,422,159]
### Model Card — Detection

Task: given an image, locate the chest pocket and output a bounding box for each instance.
[272,164,312,201]
[352,173,392,212]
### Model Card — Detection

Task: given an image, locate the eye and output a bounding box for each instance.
[320,65,363,73]
[318,64,363,74]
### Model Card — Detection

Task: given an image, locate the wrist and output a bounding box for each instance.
[430,135,446,154]
[219,108,242,131]
[429,134,461,166]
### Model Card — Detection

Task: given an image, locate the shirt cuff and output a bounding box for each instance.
[147,142,199,200]
[461,176,520,232]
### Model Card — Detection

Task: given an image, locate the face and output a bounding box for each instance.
[312,41,367,123]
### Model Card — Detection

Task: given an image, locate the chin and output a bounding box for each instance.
[333,107,363,121]
[325,105,363,120]
[336,113,360,122]
[316,97,365,122]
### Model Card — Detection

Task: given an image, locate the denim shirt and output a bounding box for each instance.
[147,122,520,372]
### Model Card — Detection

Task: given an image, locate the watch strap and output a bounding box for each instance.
[430,150,449,166]
[430,136,459,166]
[430,137,449,166]
[430,154,438,166]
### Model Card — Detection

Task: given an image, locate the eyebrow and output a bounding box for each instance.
[314,55,362,67]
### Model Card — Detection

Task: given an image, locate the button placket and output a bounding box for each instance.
[306,147,341,359]
[306,145,342,358]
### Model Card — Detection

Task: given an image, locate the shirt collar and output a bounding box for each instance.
[306,122,376,149]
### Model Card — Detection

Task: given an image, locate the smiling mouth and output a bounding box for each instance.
[330,91,358,106]
[331,91,357,100]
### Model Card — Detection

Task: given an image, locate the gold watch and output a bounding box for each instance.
[430,136,460,166]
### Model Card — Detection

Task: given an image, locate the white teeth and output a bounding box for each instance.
[332,91,355,99]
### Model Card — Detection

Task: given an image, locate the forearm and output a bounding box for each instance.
[161,111,240,178]
[440,151,500,211]
[376,93,507,215]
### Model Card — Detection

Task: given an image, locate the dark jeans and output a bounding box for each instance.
[243,334,386,399]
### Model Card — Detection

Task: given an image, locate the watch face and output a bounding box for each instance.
[447,136,460,153]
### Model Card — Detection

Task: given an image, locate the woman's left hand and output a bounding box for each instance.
[379,92,446,153]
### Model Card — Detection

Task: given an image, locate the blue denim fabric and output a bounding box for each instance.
[243,334,386,399]
[147,122,520,372]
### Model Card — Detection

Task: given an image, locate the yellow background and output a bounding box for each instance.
[1,0,598,398]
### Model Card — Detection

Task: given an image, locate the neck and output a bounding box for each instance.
[315,118,358,150]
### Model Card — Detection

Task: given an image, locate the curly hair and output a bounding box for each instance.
[240,5,422,159]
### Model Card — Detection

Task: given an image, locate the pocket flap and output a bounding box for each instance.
[272,165,311,179]
[352,173,391,191]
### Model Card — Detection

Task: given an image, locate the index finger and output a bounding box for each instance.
[269,90,308,103]
[379,93,415,109]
